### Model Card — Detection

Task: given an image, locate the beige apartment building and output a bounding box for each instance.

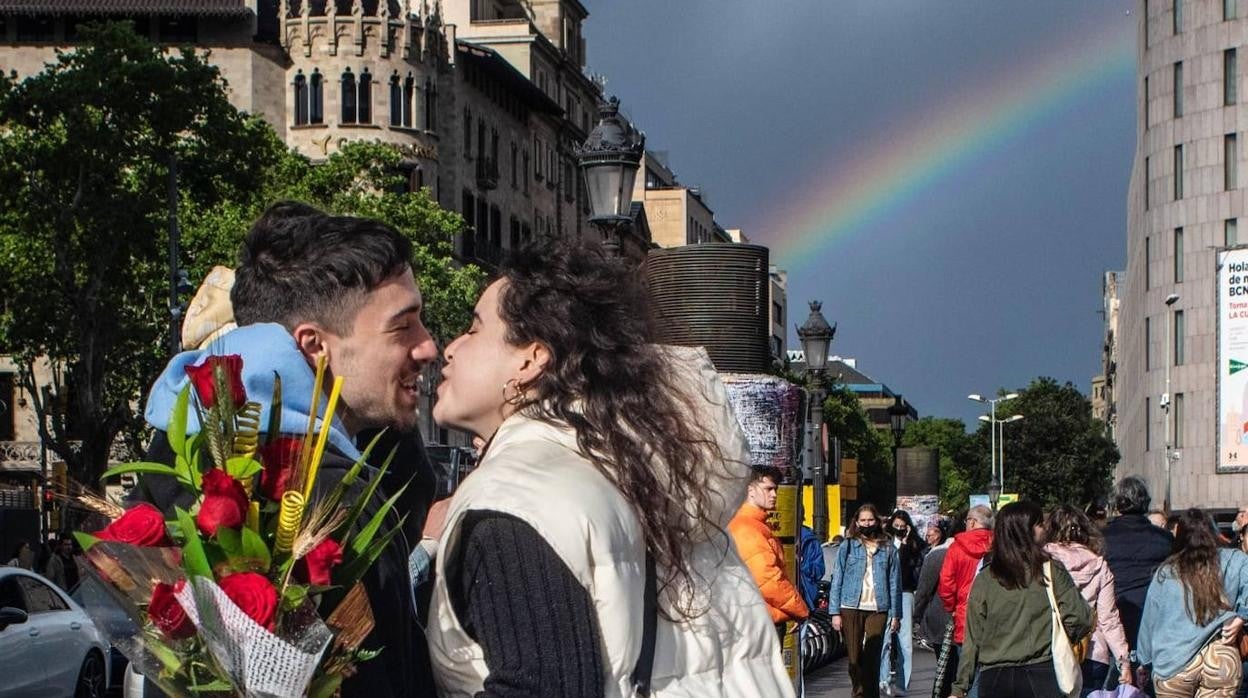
[1117,0,1248,510]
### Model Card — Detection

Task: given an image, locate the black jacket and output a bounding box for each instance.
[1103,513,1174,649]
[136,428,437,698]
[913,545,951,645]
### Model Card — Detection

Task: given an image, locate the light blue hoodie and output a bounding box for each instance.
[144,322,361,462]
[1137,548,1248,678]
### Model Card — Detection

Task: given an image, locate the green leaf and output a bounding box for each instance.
[308,674,343,698]
[224,456,262,480]
[188,680,234,692]
[169,385,190,459]
[334,445,397,541]
[174,507,213,580]
[73,532,100,552]
[264,373,282,444]
[216,527,242,556]
[349,478,410,558]
[337,517,407,589]
[322,429,386,513]
[240,526,271,570]
[100,462,178,481]
[280,583,308,611]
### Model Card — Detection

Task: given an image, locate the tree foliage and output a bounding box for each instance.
[976,377,1119,509]
[901,416,983,513]
[0,22,481,488]
[0,22,284,485]
[820,384,894,511]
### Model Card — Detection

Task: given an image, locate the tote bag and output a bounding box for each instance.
[1043,561,1083,698]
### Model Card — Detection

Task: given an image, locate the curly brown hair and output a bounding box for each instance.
[1165,508,1230,625]
[1044,504,1105,555]
[496,237,729,618]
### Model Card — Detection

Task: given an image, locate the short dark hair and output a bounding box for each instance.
[750,467,783,485]
[231,201,413,334]
[1112,476,1152,516]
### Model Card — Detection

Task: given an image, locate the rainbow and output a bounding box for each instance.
[759,19,1136,270]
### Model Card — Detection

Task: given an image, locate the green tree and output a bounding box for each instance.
[901,416,983,513]
[821,384,894,511]
[975,378,1119,508]
[0,22,285,485]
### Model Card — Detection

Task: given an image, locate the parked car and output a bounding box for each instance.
[71,576,138,695]
[0,566,111,696]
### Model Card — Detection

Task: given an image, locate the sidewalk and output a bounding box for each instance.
[804,644,938,697]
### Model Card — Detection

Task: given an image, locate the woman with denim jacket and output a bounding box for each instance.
[831,503,903,698]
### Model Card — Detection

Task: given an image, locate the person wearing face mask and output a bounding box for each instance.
[881,509,927,694]
[830,503,903,698]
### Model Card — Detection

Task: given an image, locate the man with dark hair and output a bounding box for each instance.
[1104,475,1173,688]
[728,467,810,625]
[137,202,439,696]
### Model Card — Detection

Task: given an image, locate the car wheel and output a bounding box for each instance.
[74,649,106,698]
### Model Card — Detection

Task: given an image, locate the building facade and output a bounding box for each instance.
[1117,0,1248,510]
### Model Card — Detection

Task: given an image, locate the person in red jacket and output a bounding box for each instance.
[937,504,994,698]
[728,468,810,626]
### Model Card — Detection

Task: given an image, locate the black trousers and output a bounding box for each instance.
[978,661,1060,698]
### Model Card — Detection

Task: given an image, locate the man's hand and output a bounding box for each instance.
[890,618,900,634]
[423,498,451,540]
[831,614,842,632]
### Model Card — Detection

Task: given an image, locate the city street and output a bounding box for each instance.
[805,645,938,698]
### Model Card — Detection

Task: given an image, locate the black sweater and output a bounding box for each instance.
[448,511,606,698]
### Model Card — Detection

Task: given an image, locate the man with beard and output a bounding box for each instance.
[133,202,439,696]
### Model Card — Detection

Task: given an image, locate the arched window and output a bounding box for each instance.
[358,69,372,124]
[309,69,324,124]
[293,71,308,125]
[341,69,357,124]
[389,72,402,126]
[403,74,415,128]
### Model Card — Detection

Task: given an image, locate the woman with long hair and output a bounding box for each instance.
[1044,504,1133,695]
[426,238,791,697]
[1137,508,1248,697]
[949,502,1092,698]
[883,509,926,693]
[830,503,903,698]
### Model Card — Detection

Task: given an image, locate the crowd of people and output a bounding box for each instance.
[5,536,79,591]
[800,476,1248,698]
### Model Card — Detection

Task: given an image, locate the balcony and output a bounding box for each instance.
[0,440,134,473]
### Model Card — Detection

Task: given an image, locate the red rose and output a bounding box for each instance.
[296,538,342,587]
[96,503,171,547]
[148,580,195,640]
[218,572,277,630]
[185,355,246,409]
[257,437,302,501]
[195,469,249,537]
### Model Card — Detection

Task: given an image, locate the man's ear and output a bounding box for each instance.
[515,342,551,386]
[291,322,331,367]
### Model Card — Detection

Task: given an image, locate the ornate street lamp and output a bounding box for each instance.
[888,394,908,449]
[987,478,1002,512]
[575,97,644,256]
[796,301,836,541]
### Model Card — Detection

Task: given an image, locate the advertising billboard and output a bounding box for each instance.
[1218,248,1248,471]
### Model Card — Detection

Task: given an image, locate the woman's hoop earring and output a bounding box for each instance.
[502,378,528,406]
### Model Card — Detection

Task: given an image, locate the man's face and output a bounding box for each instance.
[747,476,779,511]
[320,269,437,434]
[965,514,982,531]
[925,526,942,546]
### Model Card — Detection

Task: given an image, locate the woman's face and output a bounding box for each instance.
[433,279,543,439]
[890,517,908,538]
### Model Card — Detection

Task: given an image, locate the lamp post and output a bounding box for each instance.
[888,394,908,504]
[575,97,644,257]
[977,413,1024,494]
[1163,292,1180,512]
[969,392,1019,509]
[797,301,835,541]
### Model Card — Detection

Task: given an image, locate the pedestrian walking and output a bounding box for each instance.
[1104,476,1173,690]
[1137,508,1248,697]
[830,503,903,698]
[936,505,994,698]
[949,501,1093,698]
[5,540,33,569]
[882,509,927,694]
[1044,504,1134,695]
[729,468,811,625]
[799,524,827,611]
[915,518,953,650]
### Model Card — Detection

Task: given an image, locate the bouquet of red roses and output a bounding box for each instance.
[75,355,405,697]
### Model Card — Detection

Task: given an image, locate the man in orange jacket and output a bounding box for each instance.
[729,468,810,624]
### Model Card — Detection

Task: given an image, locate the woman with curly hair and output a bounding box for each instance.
[1137,508,1248,697]
[1043,504,1133,694]
[426,237,791,697]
